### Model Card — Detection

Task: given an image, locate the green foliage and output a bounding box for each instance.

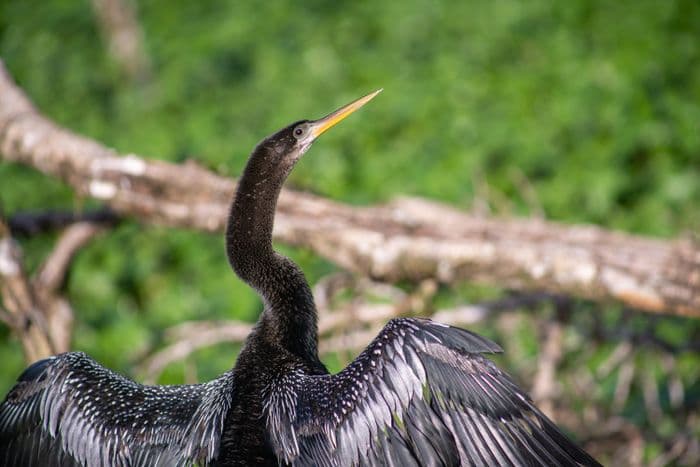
[1,0,699,462]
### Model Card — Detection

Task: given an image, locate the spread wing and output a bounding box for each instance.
[265,318,599,467]
[0,352,234,467]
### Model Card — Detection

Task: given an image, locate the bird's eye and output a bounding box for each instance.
[293,127,304,138]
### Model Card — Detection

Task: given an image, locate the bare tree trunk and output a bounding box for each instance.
[0,60,698,318]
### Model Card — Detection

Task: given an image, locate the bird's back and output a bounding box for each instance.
[214,328,328,466]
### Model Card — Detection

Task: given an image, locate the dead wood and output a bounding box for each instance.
[0,60,698,318]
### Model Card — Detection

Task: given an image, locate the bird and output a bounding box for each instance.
[0,90,601,467]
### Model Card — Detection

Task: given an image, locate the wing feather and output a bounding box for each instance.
[0,352,234,467]
[265,317,600,467]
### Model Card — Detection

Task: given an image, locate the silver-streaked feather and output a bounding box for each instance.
[0,352,234,467]
[265,317,599,467]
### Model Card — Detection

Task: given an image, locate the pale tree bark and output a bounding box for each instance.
[0,219,106,361]
[0,221,55,361]
[0,59,698,323]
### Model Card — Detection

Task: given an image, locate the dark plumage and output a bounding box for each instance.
[0,90,600,466]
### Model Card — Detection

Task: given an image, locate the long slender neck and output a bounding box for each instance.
[225,139,319,363]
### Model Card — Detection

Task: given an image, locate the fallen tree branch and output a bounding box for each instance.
[0,220,55,361]
[138,320,252,383]
[37,222,112,293]
[0,216,109,361]
[1,60,698,318]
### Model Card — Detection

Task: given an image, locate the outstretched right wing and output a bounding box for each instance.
[266,318,599,467]
[0,352,234,467]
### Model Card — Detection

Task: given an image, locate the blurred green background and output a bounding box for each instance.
[1,0,699,464]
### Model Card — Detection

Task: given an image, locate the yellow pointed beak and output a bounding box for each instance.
[310,89,382,138]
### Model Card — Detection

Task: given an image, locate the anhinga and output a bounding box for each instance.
[0,90,600,466]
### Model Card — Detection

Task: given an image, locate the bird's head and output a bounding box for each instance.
[258,89,382,171]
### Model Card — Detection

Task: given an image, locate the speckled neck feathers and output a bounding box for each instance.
[225,130,320,362]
